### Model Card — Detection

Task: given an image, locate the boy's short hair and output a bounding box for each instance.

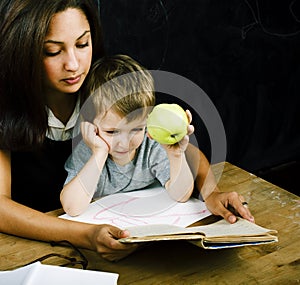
[82,54,155,121]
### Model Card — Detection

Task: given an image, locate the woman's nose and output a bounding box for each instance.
[64,50,79,71]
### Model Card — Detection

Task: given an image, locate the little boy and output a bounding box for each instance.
[60,54,194,216]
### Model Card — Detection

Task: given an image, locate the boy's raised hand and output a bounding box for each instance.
[162,109,194,153]
[178,110,194,151]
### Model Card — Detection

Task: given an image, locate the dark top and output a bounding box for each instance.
[11,138,72,212]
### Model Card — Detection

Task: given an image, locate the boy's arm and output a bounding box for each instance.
[163,111,195,202]
[164,146,194,202]
[60,151,107,216]
[60,122,108,216]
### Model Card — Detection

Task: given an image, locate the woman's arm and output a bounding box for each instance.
[184,143,217,200]
[185,144,255,223]
[0,150,137,261]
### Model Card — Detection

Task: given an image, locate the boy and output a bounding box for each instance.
[60,54,194,216]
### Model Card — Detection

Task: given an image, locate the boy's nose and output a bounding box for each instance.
[116,134,130,148]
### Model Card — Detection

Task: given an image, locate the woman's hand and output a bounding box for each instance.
[204,190,255,224]
[89,224,139,261]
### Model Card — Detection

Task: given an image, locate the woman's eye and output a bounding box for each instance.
[44,50,61,57]
[77,42,89,49]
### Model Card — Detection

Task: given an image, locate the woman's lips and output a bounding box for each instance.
[63,75,81,85]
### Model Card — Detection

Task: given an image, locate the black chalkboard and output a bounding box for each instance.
[96,0,300,174]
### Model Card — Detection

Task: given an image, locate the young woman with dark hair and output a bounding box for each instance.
[0,0,137,261]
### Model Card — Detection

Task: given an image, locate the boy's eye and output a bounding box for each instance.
[133,128,144,132]
[105,130,119,135]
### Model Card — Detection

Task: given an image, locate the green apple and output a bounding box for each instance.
[147,103,188,145]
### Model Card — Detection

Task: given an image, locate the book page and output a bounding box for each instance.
[188,218,277,238]
[121,218,277,239]
[124,224,195,237]
[120,218,278,245]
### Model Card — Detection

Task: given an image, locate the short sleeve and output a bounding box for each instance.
[147,141,170,186]
[64,140,92,185]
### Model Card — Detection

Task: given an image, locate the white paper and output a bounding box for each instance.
[0,262,118,285]
[60,186,211,229]
[0,263,36,285]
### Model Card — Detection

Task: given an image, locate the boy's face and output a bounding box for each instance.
[94,109,146,165]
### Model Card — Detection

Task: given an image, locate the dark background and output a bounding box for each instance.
[96,0,300,194]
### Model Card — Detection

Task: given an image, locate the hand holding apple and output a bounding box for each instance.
[147,103,189,145]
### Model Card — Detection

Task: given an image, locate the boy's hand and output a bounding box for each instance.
[162,110,194,153]
[80,122,109,154]
[178,110,194,151]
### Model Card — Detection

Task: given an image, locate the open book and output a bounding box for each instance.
[119,218,278,249]
[60,186,278,249]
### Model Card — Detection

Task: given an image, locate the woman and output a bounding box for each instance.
[0,0,253,262]
[0,0,137,261]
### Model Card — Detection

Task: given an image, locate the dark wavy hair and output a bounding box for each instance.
[0,0,104,150]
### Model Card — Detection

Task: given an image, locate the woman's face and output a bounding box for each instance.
[43,8,93,96]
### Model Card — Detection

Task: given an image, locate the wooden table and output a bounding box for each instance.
[1,162,299,284]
